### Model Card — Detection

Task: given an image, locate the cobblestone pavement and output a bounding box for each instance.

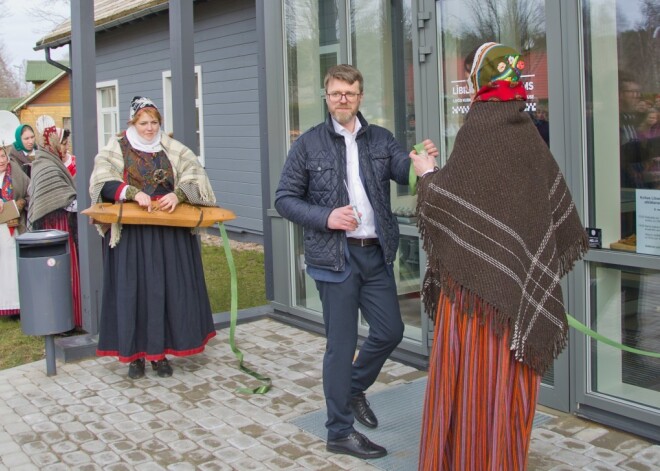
[0,318,658,470]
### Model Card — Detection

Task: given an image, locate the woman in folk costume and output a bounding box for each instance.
[28,126,82,328]
[410,43,589,470]
[0,146,29,317]
[60,129,77,177]
[8,124,38,178]
[89,96,217,379]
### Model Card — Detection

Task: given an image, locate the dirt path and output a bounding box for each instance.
[199,230,264,252]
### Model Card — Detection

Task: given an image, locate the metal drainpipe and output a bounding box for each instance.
[45,46,72,74]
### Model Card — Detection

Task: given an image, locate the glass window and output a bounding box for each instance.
[585,0,660,252]
[285,0,338,145]
[162,66,205,165]
[589,263,660,403]
[285,0,423,341]
[437,0,548,160]
[352,0,417,214]
[285,0,339,314]
[583,0,660,409]
[351,0,420,340]
[96,81,119,148]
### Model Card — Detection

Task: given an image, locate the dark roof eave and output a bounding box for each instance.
[34,3,170,51]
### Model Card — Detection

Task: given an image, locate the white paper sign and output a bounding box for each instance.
[636,189,660,255]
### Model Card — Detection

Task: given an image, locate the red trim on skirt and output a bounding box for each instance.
[96,330,217,363]
[0,309,20,316]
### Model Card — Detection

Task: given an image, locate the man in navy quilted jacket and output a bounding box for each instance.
[275,64,438,460]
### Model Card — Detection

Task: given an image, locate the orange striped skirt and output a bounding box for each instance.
[418,291,541,470]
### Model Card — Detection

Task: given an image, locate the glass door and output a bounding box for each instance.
[580,0,660,433]
[434,0,571,409]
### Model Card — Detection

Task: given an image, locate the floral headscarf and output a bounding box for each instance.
[41,126,66,159]
[467,42,527,103]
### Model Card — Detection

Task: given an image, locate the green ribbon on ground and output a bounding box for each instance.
[567,314,660,358]
[218,222,272,394]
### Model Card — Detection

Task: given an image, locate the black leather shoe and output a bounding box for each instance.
[128,359,145,379]
[327,431,387,459]
[151,358,173,377]
[350,393,378,428]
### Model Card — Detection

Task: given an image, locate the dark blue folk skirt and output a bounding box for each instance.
[97,225,216,362]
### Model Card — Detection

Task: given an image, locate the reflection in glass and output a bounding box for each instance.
[285,0,423,341]
[397,235,422,340]
[437,0,548,158]
[584,0,660,251]
[285,0,340,312]
[590,263,660,406]
[285,0,340,145]
[351,0,417,221]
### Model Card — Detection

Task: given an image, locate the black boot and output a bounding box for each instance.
[151,358,173,377]
[128,359,145,379]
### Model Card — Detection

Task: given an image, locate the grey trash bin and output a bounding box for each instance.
[16,229,74,376]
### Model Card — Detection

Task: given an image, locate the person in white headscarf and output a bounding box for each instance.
[89,96,217,380]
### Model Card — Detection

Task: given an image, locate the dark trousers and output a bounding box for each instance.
[316,245,404,440]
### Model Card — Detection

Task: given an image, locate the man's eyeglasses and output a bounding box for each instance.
[326,91,361,102]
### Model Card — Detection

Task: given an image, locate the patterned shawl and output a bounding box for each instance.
[416,101,588,375]
[89,132,216,247]
[27,148,76,228]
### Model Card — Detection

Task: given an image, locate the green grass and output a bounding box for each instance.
[202,244,267,313]
[0,245,267,371]
[0,317,45,369]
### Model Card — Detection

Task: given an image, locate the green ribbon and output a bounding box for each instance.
[218,222,272,394]
[567,314,660,358]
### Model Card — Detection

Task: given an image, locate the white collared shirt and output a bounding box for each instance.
[332,117,377,239]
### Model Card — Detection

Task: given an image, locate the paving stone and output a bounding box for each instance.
[80,440,108,454]
[0,451,32,468]
[632,446,660,468]
[618,459,657,471]
[263,455,298,470]
[556,437,595,453]
[29,452,60,467]
[585,446,627,465]
[574,426,612,443]
[60,450,92,465]
[197,459,234,470]
[583,461,624,470]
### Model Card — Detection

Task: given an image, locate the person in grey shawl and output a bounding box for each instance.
[27,125,81,328]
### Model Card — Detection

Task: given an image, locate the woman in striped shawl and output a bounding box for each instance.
[89,96,217,380]
[28,125,81,328]
[410,43,588,470]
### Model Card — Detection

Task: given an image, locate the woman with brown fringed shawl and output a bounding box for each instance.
[410,43,589,470]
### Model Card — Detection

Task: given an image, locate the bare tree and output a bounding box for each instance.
[462,0,545,51]
[26,0,70,29]
[0,43,22,97]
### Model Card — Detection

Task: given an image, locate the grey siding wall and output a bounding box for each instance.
[94,0,262,235]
